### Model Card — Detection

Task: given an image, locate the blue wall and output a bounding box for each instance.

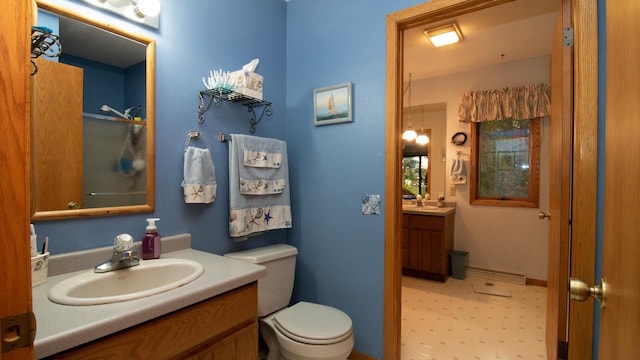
[285,1,423,356]
[33,0,433,357]
[125,61,147,118]
[60,53,137,115]
[34,0,288,255]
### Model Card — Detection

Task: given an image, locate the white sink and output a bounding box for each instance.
[48,258,204,306]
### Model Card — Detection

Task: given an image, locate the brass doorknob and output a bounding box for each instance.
[537,211,551,220]
[569,277,607,309]
[68,202,79,209]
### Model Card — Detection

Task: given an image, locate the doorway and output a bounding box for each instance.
[397,0,557,357]
[384,0,598,359]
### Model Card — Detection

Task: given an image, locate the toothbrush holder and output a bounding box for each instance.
[31,252,50,287]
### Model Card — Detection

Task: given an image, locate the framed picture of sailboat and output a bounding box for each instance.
[313,82,353,126]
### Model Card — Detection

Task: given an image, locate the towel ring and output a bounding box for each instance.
[184,130,209,150]
[451,132,467,146]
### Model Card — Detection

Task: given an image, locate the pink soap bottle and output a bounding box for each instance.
[142,218,161,260]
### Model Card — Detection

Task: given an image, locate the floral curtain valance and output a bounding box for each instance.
[458,83,551,122]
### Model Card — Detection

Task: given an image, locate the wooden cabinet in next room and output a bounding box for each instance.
[402,212,454,282]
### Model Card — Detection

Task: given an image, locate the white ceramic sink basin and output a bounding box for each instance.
[48,258,204,306]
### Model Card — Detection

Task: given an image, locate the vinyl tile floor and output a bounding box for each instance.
[401,275,547,360]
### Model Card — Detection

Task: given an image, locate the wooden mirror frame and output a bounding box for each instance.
[32,0,155,221]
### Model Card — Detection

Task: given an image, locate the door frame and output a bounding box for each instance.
[545,1,573,357]
[0,0,35,359]
[383,0,598,359]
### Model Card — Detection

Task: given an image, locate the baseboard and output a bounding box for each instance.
[349,350,377,360]
[466,266,527,286]
[526,277,547,287]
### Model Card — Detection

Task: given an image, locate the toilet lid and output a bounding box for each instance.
[274,301,353,345]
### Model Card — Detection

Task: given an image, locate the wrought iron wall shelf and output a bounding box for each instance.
[197,88,272,134]
[30,26,62,75]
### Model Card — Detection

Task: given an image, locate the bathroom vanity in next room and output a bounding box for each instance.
[401,205,455,282]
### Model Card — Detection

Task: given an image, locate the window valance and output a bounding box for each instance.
[458,83,551,122]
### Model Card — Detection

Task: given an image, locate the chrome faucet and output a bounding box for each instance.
[95,234,140,273]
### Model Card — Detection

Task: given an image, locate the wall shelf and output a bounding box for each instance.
[197,88,272,134]
[30,26,61,75]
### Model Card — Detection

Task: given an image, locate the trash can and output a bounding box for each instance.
[450,250,468,280]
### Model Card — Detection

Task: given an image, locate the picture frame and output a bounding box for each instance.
[313,82,353,126]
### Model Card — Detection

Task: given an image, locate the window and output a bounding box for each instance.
[470,118,540,207]
[402,155,429,198]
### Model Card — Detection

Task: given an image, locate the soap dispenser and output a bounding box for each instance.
[142,218,161,260]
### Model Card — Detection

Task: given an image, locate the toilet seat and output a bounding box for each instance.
[273,301,353,345]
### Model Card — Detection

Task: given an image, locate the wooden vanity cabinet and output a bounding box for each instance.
[50,283,259,360]
[402,213,454,282]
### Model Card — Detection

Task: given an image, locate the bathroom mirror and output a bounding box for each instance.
[402,103,447,199]
[31,0,155,221]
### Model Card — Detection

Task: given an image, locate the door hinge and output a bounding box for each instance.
[563,27,574,47]
[558,340,569,359]
[1,312,36,353]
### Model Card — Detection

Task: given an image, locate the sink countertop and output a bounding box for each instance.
[32,234,266,359]
[402,203,456,216]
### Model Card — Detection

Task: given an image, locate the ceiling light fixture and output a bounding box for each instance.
[83,0,161,29]
[133,0,162,18]
[424,22,463,47]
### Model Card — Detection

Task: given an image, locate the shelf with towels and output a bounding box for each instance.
[197,88,273,134]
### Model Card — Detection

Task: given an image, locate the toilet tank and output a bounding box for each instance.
[225,244,298,317]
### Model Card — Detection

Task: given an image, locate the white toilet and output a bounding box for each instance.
[225,244,354,360]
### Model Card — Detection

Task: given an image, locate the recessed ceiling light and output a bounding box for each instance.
[424,22,463,47]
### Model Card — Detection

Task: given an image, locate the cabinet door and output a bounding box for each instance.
[406,229,423,270]
[403,214,452,281]
[430,231,445,274]
[185,322,258,360]
[404,214,439,272]
[411,215,445,273]
[414,229,443,273]
[402,224,410,268]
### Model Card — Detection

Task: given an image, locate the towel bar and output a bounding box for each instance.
[86,191,146,196]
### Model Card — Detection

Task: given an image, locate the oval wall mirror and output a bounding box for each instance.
[32,0,155,221]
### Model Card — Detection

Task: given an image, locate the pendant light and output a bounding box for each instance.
[415,105,430,145]
[402,73,417,140]
[416,132,430,145]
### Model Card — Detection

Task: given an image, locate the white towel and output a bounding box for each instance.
[229,134,292,238]
[182,146,217,203]
[239,140,286,195]
[450,159,467,185]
